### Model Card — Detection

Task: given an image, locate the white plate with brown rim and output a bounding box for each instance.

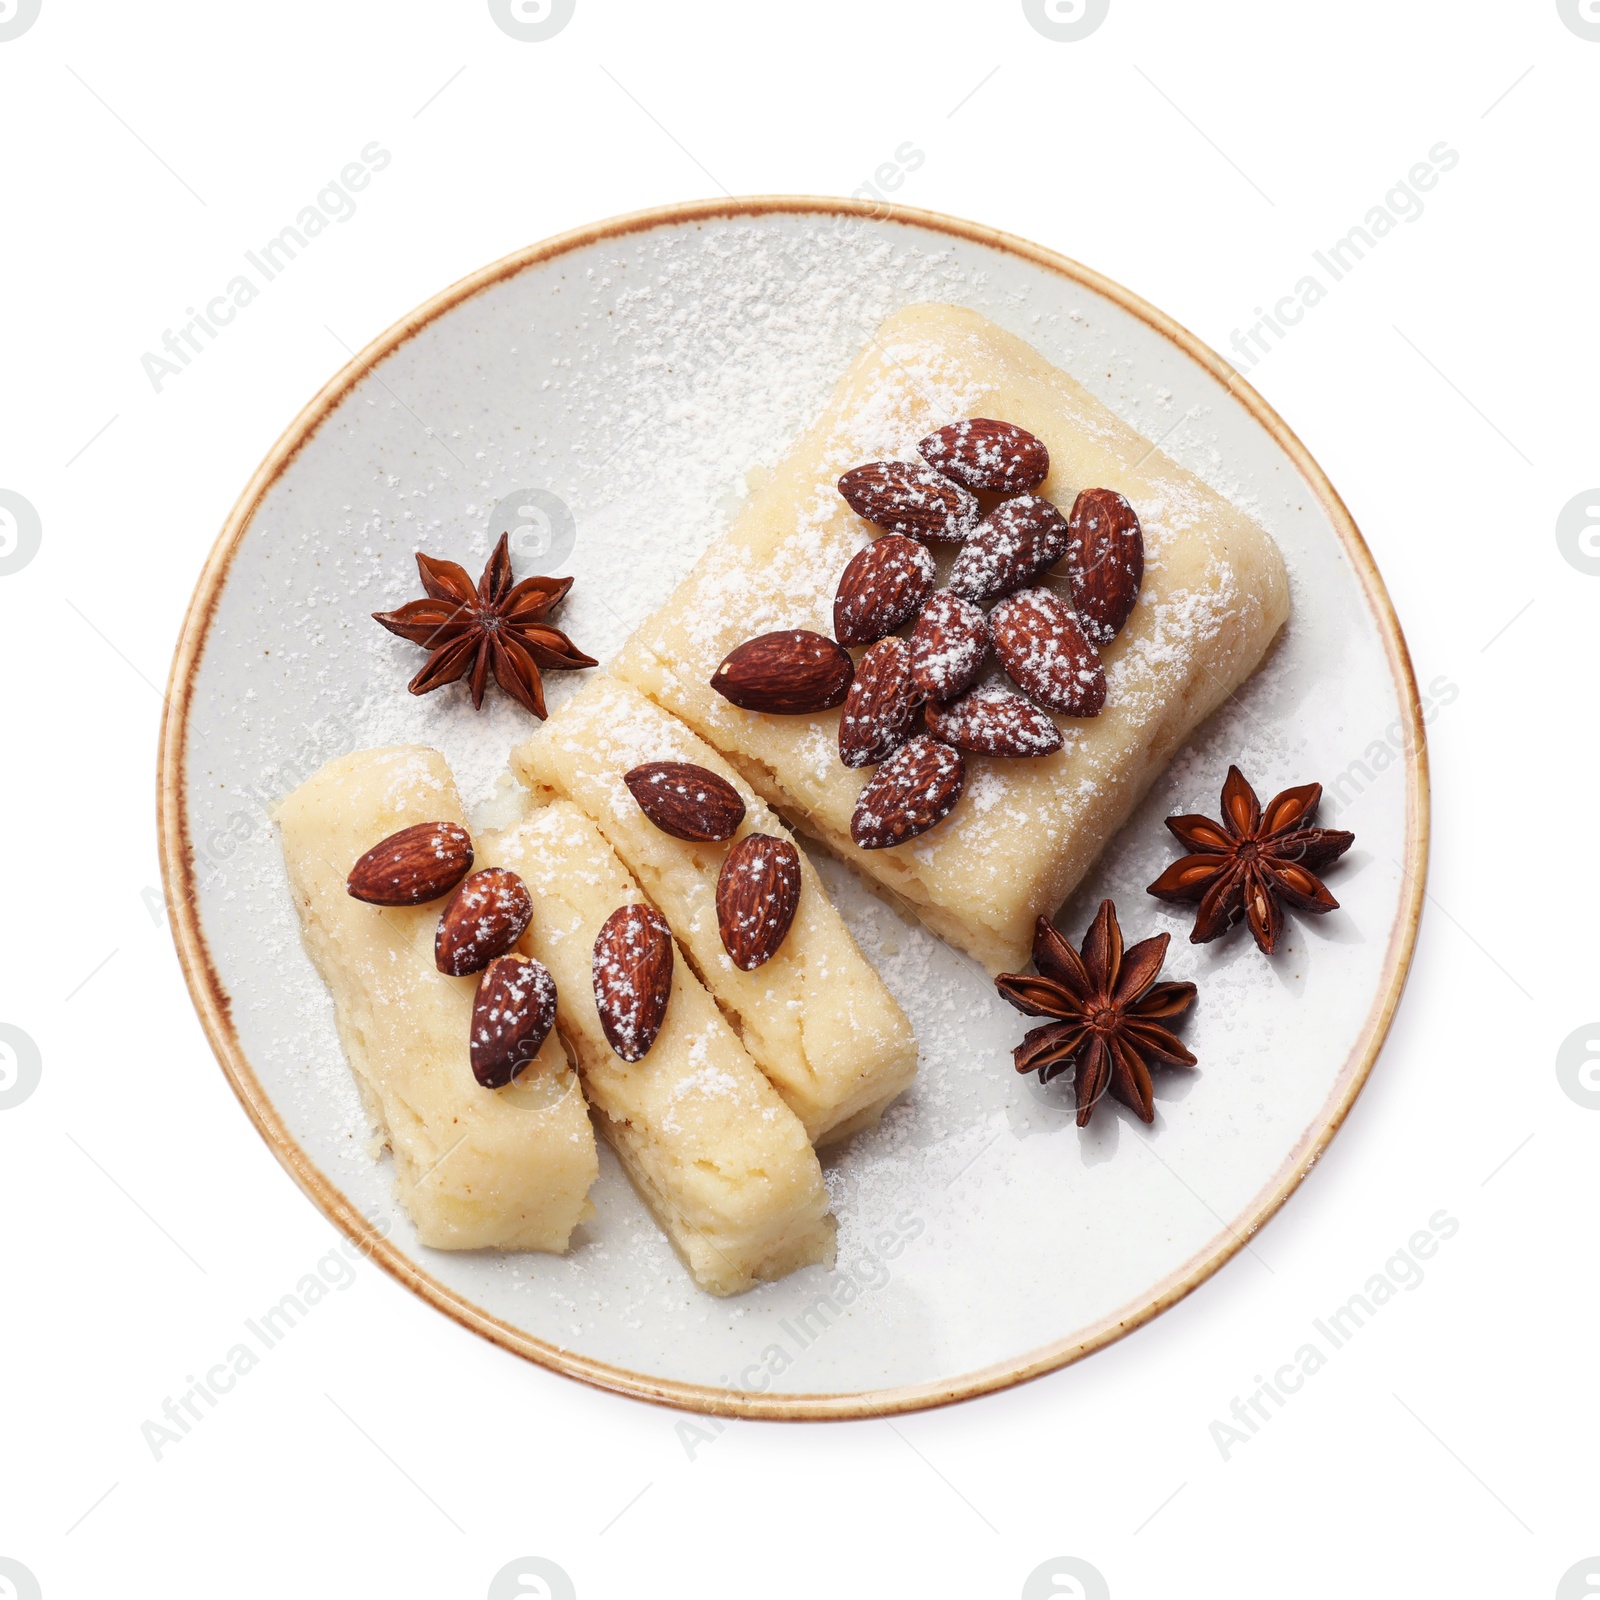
[157,197,1428,1420]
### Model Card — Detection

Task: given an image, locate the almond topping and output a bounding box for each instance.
[948,495,1069,604]
[924,685,1064,758]
[716,833,802,971]
[1067,487,1143,645]
[711,630,854,714]
[592,903,674,1063]
[837,459,981,541]
[850,734,966,850]
[990,588,1106,716]
[909,590,991,700]
[470,953,557,1088]
[624,761,746,842]
[346,821,473,906]
[435,867,534,976]
[838,636,923,769]
[917,418,1049,493]
[833,534,936,648]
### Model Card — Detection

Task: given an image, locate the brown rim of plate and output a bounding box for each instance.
[155,195,1431,1423]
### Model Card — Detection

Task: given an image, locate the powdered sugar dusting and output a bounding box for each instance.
[179,211,1404,1396]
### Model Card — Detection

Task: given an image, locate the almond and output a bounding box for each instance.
[716,833,802,971]
[592,903,674,1062]
[947,495,1069,604]
[917,418,1049,493]
[924,685,1064,758]
[833,534,936,648]
[624,761,746,842]
[991,588,1106,717]
[837,460,980,542]
[711,630,854,714]
[909,590,990,700]
[1067,487,1144,645]
[838,637,923,769]
[347,821,474,906]
[470,953,558,1088]
[435,867,534,976]
[850,734,966,850]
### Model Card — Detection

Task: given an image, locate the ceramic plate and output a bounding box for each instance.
[158,199,1427,1419]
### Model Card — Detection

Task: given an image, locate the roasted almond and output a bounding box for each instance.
[435,867,534,976]
[925,685,1064,758]
[1067,487,1143,645]
[909,590,990,700]
[347,821,474,906]
[592,903,674,1062]
[991,588,1106,717]
[470,953,558,1088]
[837,460,981,541]
[833,534,936,648]
[716,833,802,971]
[838,636,923,769]
[850,734,966,850]
[711,630,854,714]
[624,761,746,842]
[948,495,1070,604]
[917,418,1049,493]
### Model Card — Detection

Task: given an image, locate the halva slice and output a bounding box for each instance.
[512,675,917,1145]
[614,302,1290,974]
[482,801,835,1295]
[276,746,598,1252]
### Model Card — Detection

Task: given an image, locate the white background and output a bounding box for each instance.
[1,3,1592,1597]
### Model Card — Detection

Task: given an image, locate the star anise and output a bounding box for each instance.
[1146,765,1355,955]
[996,901,1197,1127]
[372,533,596,718]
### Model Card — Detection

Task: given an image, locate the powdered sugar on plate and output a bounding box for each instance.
[176,211,1411,1399]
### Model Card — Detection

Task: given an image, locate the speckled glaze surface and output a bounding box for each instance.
[157,199,1427,1419]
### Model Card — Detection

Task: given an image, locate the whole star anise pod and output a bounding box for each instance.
[372,533,596,718]
[996,901,1197,1127]
[1146,765,1355,955]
